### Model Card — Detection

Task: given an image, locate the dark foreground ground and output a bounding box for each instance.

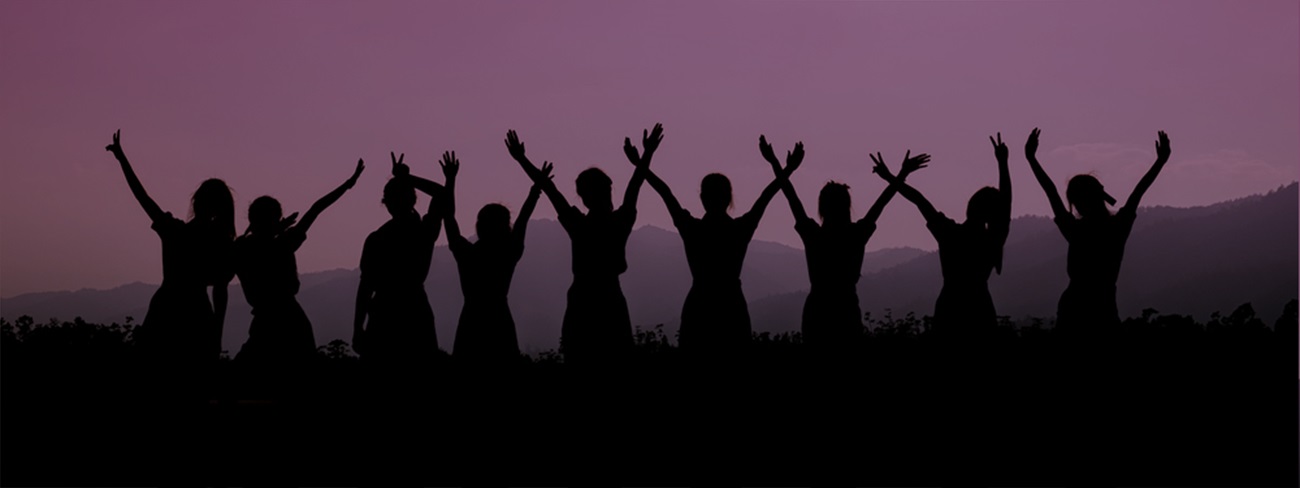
[3,307,1297,486]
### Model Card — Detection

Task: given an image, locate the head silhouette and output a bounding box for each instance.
[247,196,282,236]
[191,178,235,238]
[576,168,613,214]
[1066,174,1114,219]
[966,186,1002,228]
[382,178,417,218]
[476,203,512,242]
[700,173,733,215]
[818,182,852,224]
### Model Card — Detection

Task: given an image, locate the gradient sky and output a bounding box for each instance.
[1,0,1297,297]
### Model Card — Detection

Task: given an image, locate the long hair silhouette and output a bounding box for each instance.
[872,135,1010,336]
[234,160,364,367]
[761,136,921,349]
[1024,128,1172,331]
[105,130,235,369]
[639,132,797,356]
[441,151,547,366]
[504,126,657,366]
[352,152,444,369]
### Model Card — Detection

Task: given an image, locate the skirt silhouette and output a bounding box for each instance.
[678,281,751,353]
[453,295,520,364]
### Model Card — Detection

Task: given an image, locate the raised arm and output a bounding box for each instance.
[438,151,464,243]
[993,132,1011,211]
[513,162,551,247]
[620,123,663,212]
[642,167,688,221]
[294,159,365,234]
[506,130,572,213]
[861,150,929,226]
[390,152,446,238]
[990,133,1012,273]
[744,145,800,223]
[1024,128,1070,220]
[761,135,810,223]
[991,132,1012,230]
[1123,131,1171,214]
[872,151,939,223]
[105,130,167,223]
[390,152,445,199]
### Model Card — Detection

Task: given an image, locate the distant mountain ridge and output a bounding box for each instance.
[3,183,1296,353]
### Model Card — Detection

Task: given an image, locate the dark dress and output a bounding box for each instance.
[795,217,874,347]
[926,212,1005,336]
[135,212,233,368]
[359,212,440,363]
[232,226,316,365]
[449,235,523,364]
[556,205,636,364]
[1054,206,1136,331]
[671,209,761,353]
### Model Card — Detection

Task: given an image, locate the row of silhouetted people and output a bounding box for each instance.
[105,125,1171,371]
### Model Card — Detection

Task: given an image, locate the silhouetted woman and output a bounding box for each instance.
[761,136,925,349]
[505,126,658,366]
[873,135,1009,336]
[353,153,445,368]
[105,130,234,370]
[441,151,548,366]
[234,159,364,367]
[638,135,798,355]
[1024,128,1171,331]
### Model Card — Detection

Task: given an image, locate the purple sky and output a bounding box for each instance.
[1,0,1296,297]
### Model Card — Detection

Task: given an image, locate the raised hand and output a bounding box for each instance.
[900,151,931,177]
[344,159,365,189]
[784,142,805,176]
[990,132,1009,162]
[1025,128,1041,161]
[759,135,781,173]
[391,152,409,177]
[624,123,665,168]
[642,123,664,158]
[1155,131,1171,162]
[870,152,896,182]
[277,212,300,233]
[105,129,123,155]
[439,151,459,179]
[505,130,527,162]
[538,161,555,184]
[623,137,641,166]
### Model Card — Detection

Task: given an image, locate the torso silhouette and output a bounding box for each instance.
[796,217,872,345]
[360,211,439,357]
[141,213,232,363]
[449,235,523,361]
[232,227,316,363]
[560,206,633,279]
[672,210,760,351]
[555,205,636,362]
[1055,207,1136,329]
[927,212,1001,332]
